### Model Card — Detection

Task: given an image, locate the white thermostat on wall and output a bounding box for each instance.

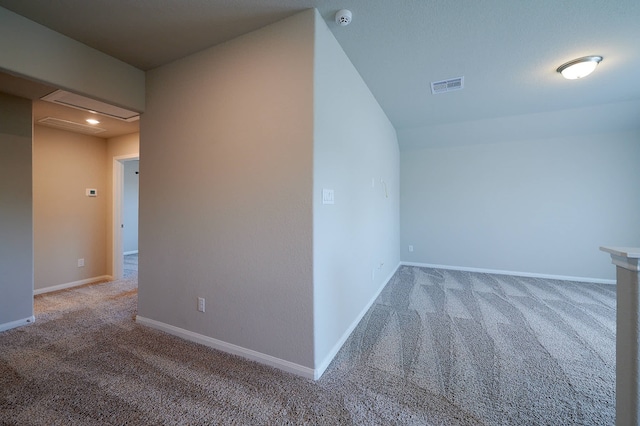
[86,188,97,197]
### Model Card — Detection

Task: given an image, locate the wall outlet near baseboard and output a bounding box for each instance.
[408,245,414,252]
[197,297,205,313]
[77,258,84,267]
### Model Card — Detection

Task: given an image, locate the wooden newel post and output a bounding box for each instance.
[601,246,640,426]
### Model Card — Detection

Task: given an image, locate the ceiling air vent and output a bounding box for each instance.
[430,76,464,94]
[41,90,139,122]
[38,117,106,135]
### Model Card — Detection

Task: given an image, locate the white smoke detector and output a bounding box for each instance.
[335,9,352,26]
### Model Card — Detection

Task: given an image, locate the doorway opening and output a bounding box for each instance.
[113,155,139,280]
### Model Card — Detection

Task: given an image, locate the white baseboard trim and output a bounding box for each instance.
[34,275,113,295]
[0,315,35,333]
[135,315,315,380]
[401,262,616,285]
[124,250,138,255]
[314,261,402,380]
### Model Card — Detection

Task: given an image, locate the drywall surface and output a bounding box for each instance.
[313,10,400,369]
[0,93,33,327]
[123,160,139,253]
[399,100,640,151]
[139,11,314,368]
[0,6,144,111]
[105,133,139,276]
[107,133,139,159]
[33,125,107,289]
[400,106,640,281]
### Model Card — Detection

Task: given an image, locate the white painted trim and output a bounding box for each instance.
[123,250,139,256]
[600,246,640,260]
[33,275,112,295]
[609,254,640,272]
[135,316,315,380]
[611,254,640,272]
[401,262,616,285]
[112,158,125,280]
[314,262,402,380]
[600,247,640,272]
[0,316,35,332]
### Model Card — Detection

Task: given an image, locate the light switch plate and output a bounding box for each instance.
[322,189,334,205]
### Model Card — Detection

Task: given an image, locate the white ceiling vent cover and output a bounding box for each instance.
[430,77,464,94]
[38,117,106,135]
[41,90,139,122]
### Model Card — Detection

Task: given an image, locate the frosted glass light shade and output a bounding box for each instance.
[557,56,603,80]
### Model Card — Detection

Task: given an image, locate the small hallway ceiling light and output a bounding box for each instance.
[557,56,603,80]
[86,118,100,125]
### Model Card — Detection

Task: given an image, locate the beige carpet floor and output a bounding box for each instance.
[0,265,615,425]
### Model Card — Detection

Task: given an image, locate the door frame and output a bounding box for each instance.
[112,154,139,280]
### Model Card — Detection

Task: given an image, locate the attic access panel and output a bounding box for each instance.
[42,90,139,122]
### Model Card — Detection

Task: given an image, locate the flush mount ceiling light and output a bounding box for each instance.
[86,118,100,125]
[557,56,603,80]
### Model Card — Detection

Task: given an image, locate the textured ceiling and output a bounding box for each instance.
[1,0,639,139]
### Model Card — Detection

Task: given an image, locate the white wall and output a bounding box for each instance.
[400,102,640,281]
[312,10,400,372]
[139,9,401,377]
[33,125,108,291]
[0,92,33,330]
[123,160,139,253]
[139,11,315,371]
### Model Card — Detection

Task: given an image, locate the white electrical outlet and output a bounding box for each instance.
[197,297,205,313]
[408,245,414,252]
[77,258,84,267]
